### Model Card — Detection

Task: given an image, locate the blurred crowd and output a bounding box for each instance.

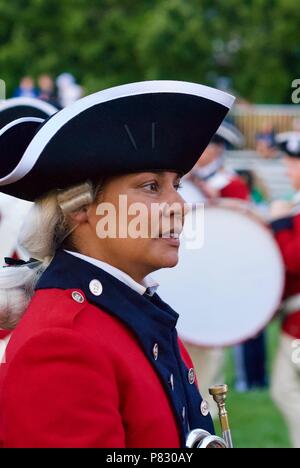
[12,74,300,161]
[12,73,84,109]
[255,119,300,160]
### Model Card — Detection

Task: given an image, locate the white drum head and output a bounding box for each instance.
[154,203,284,347]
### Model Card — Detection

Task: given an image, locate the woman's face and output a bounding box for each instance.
[75,171,186,282]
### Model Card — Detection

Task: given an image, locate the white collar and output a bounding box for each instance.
[64,250,159,297]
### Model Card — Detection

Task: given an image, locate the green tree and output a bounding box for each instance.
[0,0,299,103]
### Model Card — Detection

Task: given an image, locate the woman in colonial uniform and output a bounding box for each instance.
[0,81,233,448]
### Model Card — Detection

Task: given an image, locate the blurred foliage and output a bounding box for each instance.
[0,0,299,102]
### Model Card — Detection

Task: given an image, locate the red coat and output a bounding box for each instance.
[0,251,214,448]
[271,213,300,338]
[220,176,250,201]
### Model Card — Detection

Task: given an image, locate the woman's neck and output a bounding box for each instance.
[67,245,149,285]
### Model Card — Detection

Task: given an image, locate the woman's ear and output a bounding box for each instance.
[68,207,89,225]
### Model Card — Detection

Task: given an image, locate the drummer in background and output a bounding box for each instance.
[180,121,252,412]
[182,120,249,202]
[270,131,300,448]
[181,122,270,402]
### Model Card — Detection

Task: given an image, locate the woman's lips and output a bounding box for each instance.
[157,234,180,247]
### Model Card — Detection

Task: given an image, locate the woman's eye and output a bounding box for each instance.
[143,182,159,192]
[174,182,183,191]
[141,180,182,192]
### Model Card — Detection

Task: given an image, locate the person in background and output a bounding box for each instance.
[180,121,251,412]
[235,169,270,391]
[37,74,60,108]
[255,121,278,160]
[237,169,270,207]
[13,77,37,99]
[183,120,249,202]
[182,122,269,397]
[270,131,300,448]
[56,73,83,108]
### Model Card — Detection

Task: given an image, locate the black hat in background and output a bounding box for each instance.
[211,120,245,149]
[276,132,300,158]
[0,81,234,201]
[0,97,58,130]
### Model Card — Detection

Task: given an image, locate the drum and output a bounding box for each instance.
[154,200,285,347]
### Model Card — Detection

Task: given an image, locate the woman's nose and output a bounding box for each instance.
[162,188,187,220]
[168,184,185,205]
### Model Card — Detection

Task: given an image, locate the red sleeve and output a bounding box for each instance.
[1,329,125,448]
[220,177,250,200]
[0,330,11,340]
[271,215,300,274]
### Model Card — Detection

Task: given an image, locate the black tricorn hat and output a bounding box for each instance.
[0,97,58,130]
[0,81,234,201]
[276,132,300,157]
[211,120,245,148]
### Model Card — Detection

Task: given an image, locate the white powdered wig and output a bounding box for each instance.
[19,182,94,261]
[0,180,100,329]
[0,262,45,329]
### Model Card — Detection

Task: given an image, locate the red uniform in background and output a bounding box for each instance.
[182,169,250,203]
[271,212,300,338]
[270,131,300,448]
[219,175,250,200]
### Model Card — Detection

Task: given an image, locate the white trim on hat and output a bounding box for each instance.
[276,131,300,143]
[216,121,245,148]
[0,97,58,116]
[276,132,300,155]
[0,117,44,137]
[0,81,235,187]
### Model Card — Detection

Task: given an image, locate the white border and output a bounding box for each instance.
[0,97,58,116]
[0,117,44,137]
[0,80,235,187]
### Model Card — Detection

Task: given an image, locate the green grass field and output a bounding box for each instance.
[216,321,291,448]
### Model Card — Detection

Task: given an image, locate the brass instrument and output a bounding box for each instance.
[186,384,233,449]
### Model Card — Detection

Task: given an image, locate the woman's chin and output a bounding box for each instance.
[154,252,179,270]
